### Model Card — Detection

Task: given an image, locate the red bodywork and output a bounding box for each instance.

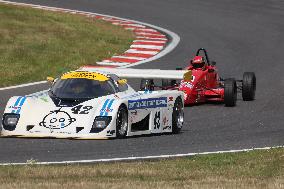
[163,48,254,106]
[178,64,225,105]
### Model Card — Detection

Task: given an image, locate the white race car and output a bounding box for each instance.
[1,68,191,139]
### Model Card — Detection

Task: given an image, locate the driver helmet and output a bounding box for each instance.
[191,56,205,69]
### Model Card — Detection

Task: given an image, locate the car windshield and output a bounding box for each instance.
[50,78,116,99]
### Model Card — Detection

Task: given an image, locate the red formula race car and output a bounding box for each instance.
[140,48,256,107]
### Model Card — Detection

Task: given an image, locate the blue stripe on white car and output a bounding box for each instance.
[100,99,110,116]
[11,96,27,114]
[11,97,22,113]
[100,99,114,116]
[100,99,115,116]
[105,99,115,116]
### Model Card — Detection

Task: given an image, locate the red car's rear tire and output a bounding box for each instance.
[224,78,237,107]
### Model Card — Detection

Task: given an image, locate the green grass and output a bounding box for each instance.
[0,148,283,189]
[0,3,134,87]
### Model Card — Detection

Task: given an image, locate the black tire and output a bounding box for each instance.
[140,79,154,91]
[242,72,256,101]
[116,105,128,138]
[172,97,184,134]
[224,78,237,107]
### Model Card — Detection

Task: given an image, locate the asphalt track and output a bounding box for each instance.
[0,0,283,163]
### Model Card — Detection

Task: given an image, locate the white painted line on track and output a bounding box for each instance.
[0,146,283,166]
[0,81,47,91]
[0,0,180,90]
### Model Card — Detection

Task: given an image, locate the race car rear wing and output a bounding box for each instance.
[78,67,192,81]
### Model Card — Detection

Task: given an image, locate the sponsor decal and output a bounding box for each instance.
[162,116,169,126]
[130,110,138,115]
[28,130,41,133]
[154,111,161,130]
[40,97,49,102]
[180,82,193,89]
[9,106,21,111]
[144,90,153,94]
[26,91,49,102]
[122,92,143,99]
[61,71,108,81]
[163,125,172,130]
[168,96,174,102]
[39,109,76,131]
[100,99,115,116]
[128,97,167,110]
[106,130,115,136]
[114,94,120,99]
[100,108,113,113]
[56,131,72,134]
[27,91,47,98]
[10,97,27,114]
[71,105,93,114]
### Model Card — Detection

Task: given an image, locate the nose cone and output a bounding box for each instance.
[39,109,77,130]
[179,81,195,104]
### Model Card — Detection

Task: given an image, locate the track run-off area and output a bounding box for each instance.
[0,0,283,164]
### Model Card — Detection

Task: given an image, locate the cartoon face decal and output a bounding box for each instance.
[39,109,76,130]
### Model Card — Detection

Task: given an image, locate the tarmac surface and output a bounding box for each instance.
[0,0,283,163]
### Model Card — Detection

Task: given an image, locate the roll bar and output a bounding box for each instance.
[195,48,211,65]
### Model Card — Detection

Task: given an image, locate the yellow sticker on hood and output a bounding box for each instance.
[61,71,109,81]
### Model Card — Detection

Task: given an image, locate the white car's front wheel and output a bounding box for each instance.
[116,105,128,138]
[172,97,184,134]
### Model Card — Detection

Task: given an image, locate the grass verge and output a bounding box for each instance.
[0,148,283,189]
[0,3,134,87]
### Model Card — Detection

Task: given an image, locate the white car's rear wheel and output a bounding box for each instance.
[116,105,128,138]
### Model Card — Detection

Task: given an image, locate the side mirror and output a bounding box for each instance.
[211,61,216,66]
[47,77,55,83]
[117,79,127,85]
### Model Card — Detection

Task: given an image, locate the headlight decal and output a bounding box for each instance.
[91,116,112,133]
[2,114,20,131]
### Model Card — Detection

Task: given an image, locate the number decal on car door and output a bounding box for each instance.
[71,105,93,114]
[154,111,161,129]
